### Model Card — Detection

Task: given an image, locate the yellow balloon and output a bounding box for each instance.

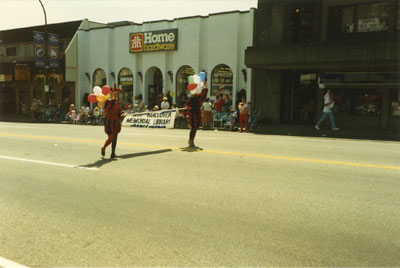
[97,101,105,108]
[105,94,110,99]
[96,94,106,102]
[169,91,174,97]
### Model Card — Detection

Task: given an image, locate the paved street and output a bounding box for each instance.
[0,122,399,267]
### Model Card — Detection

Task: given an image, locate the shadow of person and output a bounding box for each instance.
[80,158,114,169]
[117,149,172,159]
[79,149,172,168]
[180,147,203,152]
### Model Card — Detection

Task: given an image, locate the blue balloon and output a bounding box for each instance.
[199,72,206,82]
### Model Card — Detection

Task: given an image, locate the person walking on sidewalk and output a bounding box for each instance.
[315,89,339,131]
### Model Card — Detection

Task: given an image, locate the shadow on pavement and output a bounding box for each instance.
[117,149,172,159]
[180,147,204,152]
[80,149,172,168]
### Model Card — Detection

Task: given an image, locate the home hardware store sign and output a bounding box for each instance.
[130,29,178,53]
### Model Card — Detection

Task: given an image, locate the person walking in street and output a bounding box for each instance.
[315,89,339,130]
[101,84,126,158]
[185,81,208,147]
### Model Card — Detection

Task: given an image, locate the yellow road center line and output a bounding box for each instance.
[1,132,400,171]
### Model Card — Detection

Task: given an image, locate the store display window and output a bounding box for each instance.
[119,68,133,109]
[211,64,233,96]
[390,89,400,116]
[332,88,383,116]
[176,65,195,107]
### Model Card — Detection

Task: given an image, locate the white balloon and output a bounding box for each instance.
[193,75,201,84]
[93,86,102,95]
[319,83,325,89]
[200,81,204,87]
[190,89,197,95]
[195,83,202,94]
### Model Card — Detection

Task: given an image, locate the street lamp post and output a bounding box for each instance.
[38,0,49,105]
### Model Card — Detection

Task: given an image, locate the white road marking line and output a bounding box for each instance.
[0,155,98,171]
[0,125,37,129]
[0,256,29,268]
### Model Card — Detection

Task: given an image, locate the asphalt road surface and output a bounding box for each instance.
[0,122,399,267]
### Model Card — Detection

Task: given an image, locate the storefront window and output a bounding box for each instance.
[391,89,400,116]
[291,6,314,43]
[211,64,233,96]
[61,86,72,108]
[332,89,383,116]
[119,67,133,109]
[397,0,400,30]
[329,2,389,34]
[176,65,195,107]
[93,68,106,87]
[0,85,16,113]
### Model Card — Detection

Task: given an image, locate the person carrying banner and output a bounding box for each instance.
[101,84,126,158]
[185,80,208,148]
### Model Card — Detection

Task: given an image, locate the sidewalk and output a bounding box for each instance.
[252,123,399,141]
[1,113,398,141]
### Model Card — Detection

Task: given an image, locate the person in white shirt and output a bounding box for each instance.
[201,98,213,129]
[315,89,339,130]
[160,97,170,110]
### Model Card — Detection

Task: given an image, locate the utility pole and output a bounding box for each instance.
[38,0,49,105]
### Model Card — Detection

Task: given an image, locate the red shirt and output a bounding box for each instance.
[215,98,224,112]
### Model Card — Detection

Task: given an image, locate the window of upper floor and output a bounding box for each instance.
[6,46,16,56]
[396,0,400,30]
[328,2,389,36]
[291,5,314,43]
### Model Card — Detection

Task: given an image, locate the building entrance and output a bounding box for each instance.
[147,68,163,110]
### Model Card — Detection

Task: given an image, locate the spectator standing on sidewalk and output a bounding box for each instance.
[315,89,339,130]
[238,96,250,132]
[161,97,170,110]
[214,94,224,118]
[201,98,213,129]
[30,98,39,119]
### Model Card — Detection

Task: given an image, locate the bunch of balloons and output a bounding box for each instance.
[88,85,111,108]
[187,72,206,95]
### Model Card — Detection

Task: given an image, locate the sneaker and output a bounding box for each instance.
[314,125,320,130]
[188,139,195,147]
[101,148,105,157]
[332,128,339,131]
[111,153,117,158]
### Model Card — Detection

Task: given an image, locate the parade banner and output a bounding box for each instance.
[122,109,177,128]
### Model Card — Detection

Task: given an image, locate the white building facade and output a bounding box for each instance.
[66,10,254,109]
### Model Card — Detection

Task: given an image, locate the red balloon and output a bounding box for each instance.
[88,94,97,103]
[187,83,197,91]
[102,85,111,95]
